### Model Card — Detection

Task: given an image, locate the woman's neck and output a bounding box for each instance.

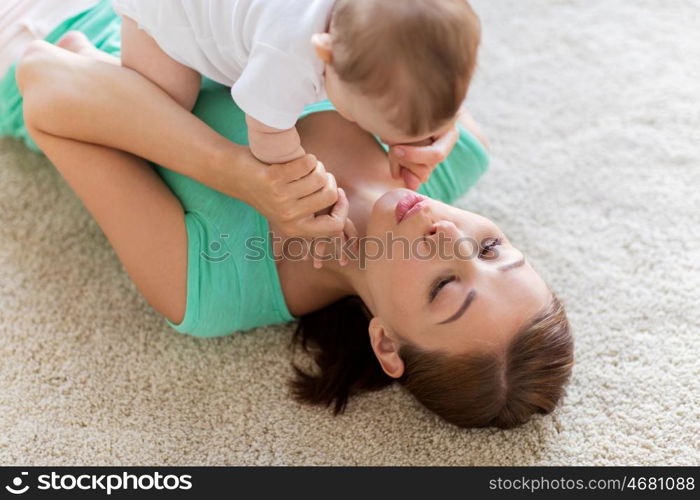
[276,180,386,315]
[278,111,405,316]
[318,181,389,314]
[342,182,386,238]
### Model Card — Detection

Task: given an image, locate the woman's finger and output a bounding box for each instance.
[340,215,359,266]
[332,187,350,219]
[299,181,347,238]
[287,158,329,200]
[312,237,331,269]
[310,188,351,268]
[291,172,338,219]
[335,188,351,266]
[278,153,319,182]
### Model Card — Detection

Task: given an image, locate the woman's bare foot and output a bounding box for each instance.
[56,31,118,64]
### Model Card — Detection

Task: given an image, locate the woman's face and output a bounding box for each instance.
[364,189,552,356]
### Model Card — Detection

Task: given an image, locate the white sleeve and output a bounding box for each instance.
[231,41,320,130]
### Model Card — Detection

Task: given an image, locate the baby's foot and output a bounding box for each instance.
[56,31,119,65]
[56,31,94,55]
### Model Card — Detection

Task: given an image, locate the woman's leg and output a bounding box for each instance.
[24,103,188,325]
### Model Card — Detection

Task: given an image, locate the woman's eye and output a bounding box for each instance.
[479,237,502,260]
[429,275,456,302]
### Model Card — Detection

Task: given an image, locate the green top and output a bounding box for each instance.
[0,0,489,337]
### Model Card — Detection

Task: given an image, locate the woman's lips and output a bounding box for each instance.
[395,192,427,223]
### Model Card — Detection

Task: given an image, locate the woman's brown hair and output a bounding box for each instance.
[291,295,574,429]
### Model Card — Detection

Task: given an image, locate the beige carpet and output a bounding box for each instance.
[1,0,698,465]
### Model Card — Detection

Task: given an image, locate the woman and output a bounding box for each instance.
[2,1,573,429]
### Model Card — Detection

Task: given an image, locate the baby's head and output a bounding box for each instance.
[313,0,481,145]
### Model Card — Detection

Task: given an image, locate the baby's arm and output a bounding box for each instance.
[120,16,201,110]
[245,114,306,165]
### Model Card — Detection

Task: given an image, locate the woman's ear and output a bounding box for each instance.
[311,33,333,63]
[368,317,405,379]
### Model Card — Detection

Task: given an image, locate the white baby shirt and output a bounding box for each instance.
[113,0,333,129]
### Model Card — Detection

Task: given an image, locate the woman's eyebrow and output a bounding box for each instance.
[438,289,477,325]
[436,258,524,325]
[499,257,525,272]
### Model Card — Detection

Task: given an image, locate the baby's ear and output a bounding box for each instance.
[311,33,333,63]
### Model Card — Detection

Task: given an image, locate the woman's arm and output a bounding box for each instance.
[16,40,346,239]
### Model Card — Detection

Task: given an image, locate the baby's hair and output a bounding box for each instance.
[330,0,481,138]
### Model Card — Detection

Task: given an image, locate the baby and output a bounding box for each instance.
[113,0,480,189]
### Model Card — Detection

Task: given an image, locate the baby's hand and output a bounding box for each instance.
[389,125,460,191]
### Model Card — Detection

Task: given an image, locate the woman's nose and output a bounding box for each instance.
[429,220,475,258]
[433,220,462,238]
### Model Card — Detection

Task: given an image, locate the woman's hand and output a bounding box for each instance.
[308,188,357,269]
[232,152,349,239]
[388,125,460,191]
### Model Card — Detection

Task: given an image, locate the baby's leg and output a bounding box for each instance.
[120,16,200,111]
